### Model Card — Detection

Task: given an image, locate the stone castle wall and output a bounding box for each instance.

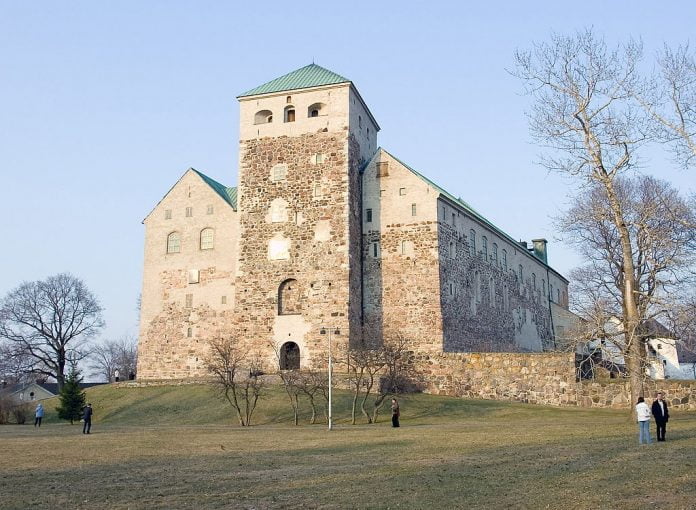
[413,351,696,410]
[234,131,360,369]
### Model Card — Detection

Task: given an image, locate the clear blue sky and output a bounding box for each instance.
[1,1,694,342]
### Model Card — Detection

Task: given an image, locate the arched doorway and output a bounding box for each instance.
[280,342,300,370]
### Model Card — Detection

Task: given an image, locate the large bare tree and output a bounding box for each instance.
[89,335,138,382]
[559,176,696,377]
[204,337,264,426]
[514,29,652,404]
[0,273,104,390]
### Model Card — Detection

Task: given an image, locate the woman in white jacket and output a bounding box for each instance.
[635,397,652,444]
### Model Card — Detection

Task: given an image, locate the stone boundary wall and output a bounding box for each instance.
[121,353,696,410]
[412,352,696,410]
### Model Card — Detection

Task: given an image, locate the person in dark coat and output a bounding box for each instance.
[82,403,93,434]
[651,392,669,441]
[391,398,400,428]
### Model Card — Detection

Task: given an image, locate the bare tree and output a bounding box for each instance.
[89,335,138,382]
[0,274,104,390]
[297,370,328,425]
[632,44,696,168]
[341,337,412,424]
[0,341,35,385]
[514,29,656,404]
[204,337,264,426]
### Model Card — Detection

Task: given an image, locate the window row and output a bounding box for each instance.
[166,229,215,253]
[365,203,418,223]
[165,205,214,219]
[254,101,327,125]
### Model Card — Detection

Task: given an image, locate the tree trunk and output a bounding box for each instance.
[603,179,643,410]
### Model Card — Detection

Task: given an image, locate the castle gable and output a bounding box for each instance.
[143,168,237,223]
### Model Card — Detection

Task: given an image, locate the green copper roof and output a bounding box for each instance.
[238,64,350,97]
[192,169,237,210]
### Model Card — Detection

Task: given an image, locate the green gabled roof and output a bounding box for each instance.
[238,64,350,98]
[379,148,568,282]
[192,169,237,210]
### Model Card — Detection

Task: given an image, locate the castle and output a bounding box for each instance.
[136,64,570,380]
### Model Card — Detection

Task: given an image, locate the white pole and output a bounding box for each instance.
[328,329,333,431]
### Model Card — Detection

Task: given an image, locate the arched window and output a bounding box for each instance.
[280,342,300,370]
[489,277,495,305]
[532,273,536,290]
[557,288,561,302]
[503,284,509,310]
[502,249,507,270]
[449,241,456,259]
[200,228,214,250]
[469,229,476,256]
[278,279,301,315]
[542,279,546,298]
[492,243,498,264]
[358,115,362,128]
[254,110,273,124]
[482,236,488,259]
[308,102,326,117]
[167,232,181,253]
[284,106,295,123]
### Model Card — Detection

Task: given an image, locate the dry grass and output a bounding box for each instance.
[0,384,694,509]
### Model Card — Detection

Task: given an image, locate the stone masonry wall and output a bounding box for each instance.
[414,351,696,410]
[234,131,358,370]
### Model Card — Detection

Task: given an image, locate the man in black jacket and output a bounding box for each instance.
[82,403,93,434]
[651,392,669,441]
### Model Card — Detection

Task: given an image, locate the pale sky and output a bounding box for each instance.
[1,1,694,343]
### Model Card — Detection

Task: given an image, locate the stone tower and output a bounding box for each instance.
[234,64,379,370]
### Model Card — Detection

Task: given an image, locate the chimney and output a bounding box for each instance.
[532,239,548,264]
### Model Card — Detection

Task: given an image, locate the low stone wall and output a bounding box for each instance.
[413,352,577,406]
[412,352,696,410]
[124,353,696,411]
[577,379,696,410]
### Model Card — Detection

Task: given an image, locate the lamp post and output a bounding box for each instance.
[320,326,340,431]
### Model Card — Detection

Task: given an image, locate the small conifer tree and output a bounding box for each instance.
[56,370,86,424]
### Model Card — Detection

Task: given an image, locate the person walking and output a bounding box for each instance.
[636,397,651,445]
[651,392,669,442]
[391,398,400,428]
[34,403,44,427]
[82,403,93,434]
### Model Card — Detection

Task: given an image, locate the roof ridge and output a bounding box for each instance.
[238,63,351,98]
[379,148,567,281]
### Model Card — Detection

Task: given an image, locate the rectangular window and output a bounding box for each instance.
[185,294,193,308]
[313,184,322,198]
[366,209,373,222]
[411,203,417,216]
[452,213,456,226]
[185,207,193,217]
[376,161,389,177]
[187,327,192,338]
[449,282,454,296]
[221,296,227,305]
[372,242,379,258]
[188,269,200,284]
[311,153,325,165]
[380,189,386,197]
[399,187,406,196]
[165,209,172,220]
[272,164,288,182]
[206,205,214,215]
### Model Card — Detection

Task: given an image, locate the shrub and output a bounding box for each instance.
[11,402,32,424]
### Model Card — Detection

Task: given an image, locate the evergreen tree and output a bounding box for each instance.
[56,370,86,424]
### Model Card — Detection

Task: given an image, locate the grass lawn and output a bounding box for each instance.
[1,384,694,509]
